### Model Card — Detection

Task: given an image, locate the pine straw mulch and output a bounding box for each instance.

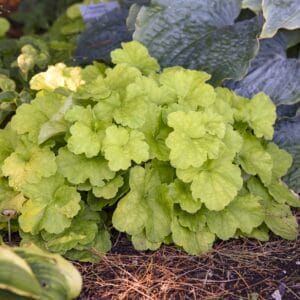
[76,212,300,300]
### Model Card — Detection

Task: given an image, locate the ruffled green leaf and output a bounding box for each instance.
[103,125,149,171]
[263,199,298,240]
[247,177,298,239]
[111,41,160,75]
[112,165,172,243]
[140,104,171,161]
[166,111,226,169]
[267,178,300,208]
[10,91,66,143]
[64,228,111,263]
[65,105,110,158]
[168,179,202,214]
[171,217,215,255]
[0,128,18,176]
[178,154,243,211]
[2,138,57,191]
[159,67,215,109]
[176,208,207,232]
[57,147,115,186]
[131,231,161,251]
[237,133,273,185]
[19,174,81,234]
[92,175,124,199]
[104,64,141,96]
[38,96,74,145]
[266,142,292,179]
[234,93,276,139]
[206,194,265,240]
[0,178,26,223]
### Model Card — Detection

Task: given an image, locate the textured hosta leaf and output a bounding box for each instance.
[206,194,265,240]
[74,1,135,64]
[261,0,300,38]
[166,111,225,169]
[19,174,81,234]
[237,132,273,185]
[103,125,149,171]
[226,33,300,106]
[2,139,57,191]
[274,116,300,192]
[134,0,261,84]
[171,217,215,255]
[112,165,172,243]
[57,147,115,186]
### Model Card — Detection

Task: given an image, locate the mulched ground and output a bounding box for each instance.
[76,212,300,300]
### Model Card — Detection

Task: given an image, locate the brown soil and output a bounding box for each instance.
[76,212,300,300]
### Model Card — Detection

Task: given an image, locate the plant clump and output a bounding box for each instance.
[0,41,298,262]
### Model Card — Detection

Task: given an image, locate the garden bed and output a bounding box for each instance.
[76,212,300,299]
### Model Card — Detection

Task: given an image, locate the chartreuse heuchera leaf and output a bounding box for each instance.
[0,41,298,261]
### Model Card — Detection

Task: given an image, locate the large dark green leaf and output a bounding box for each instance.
[274,116,300,192]
[226,33,300,105]
[133,0,262,85]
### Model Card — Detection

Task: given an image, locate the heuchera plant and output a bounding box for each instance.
[0,41,298,262]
